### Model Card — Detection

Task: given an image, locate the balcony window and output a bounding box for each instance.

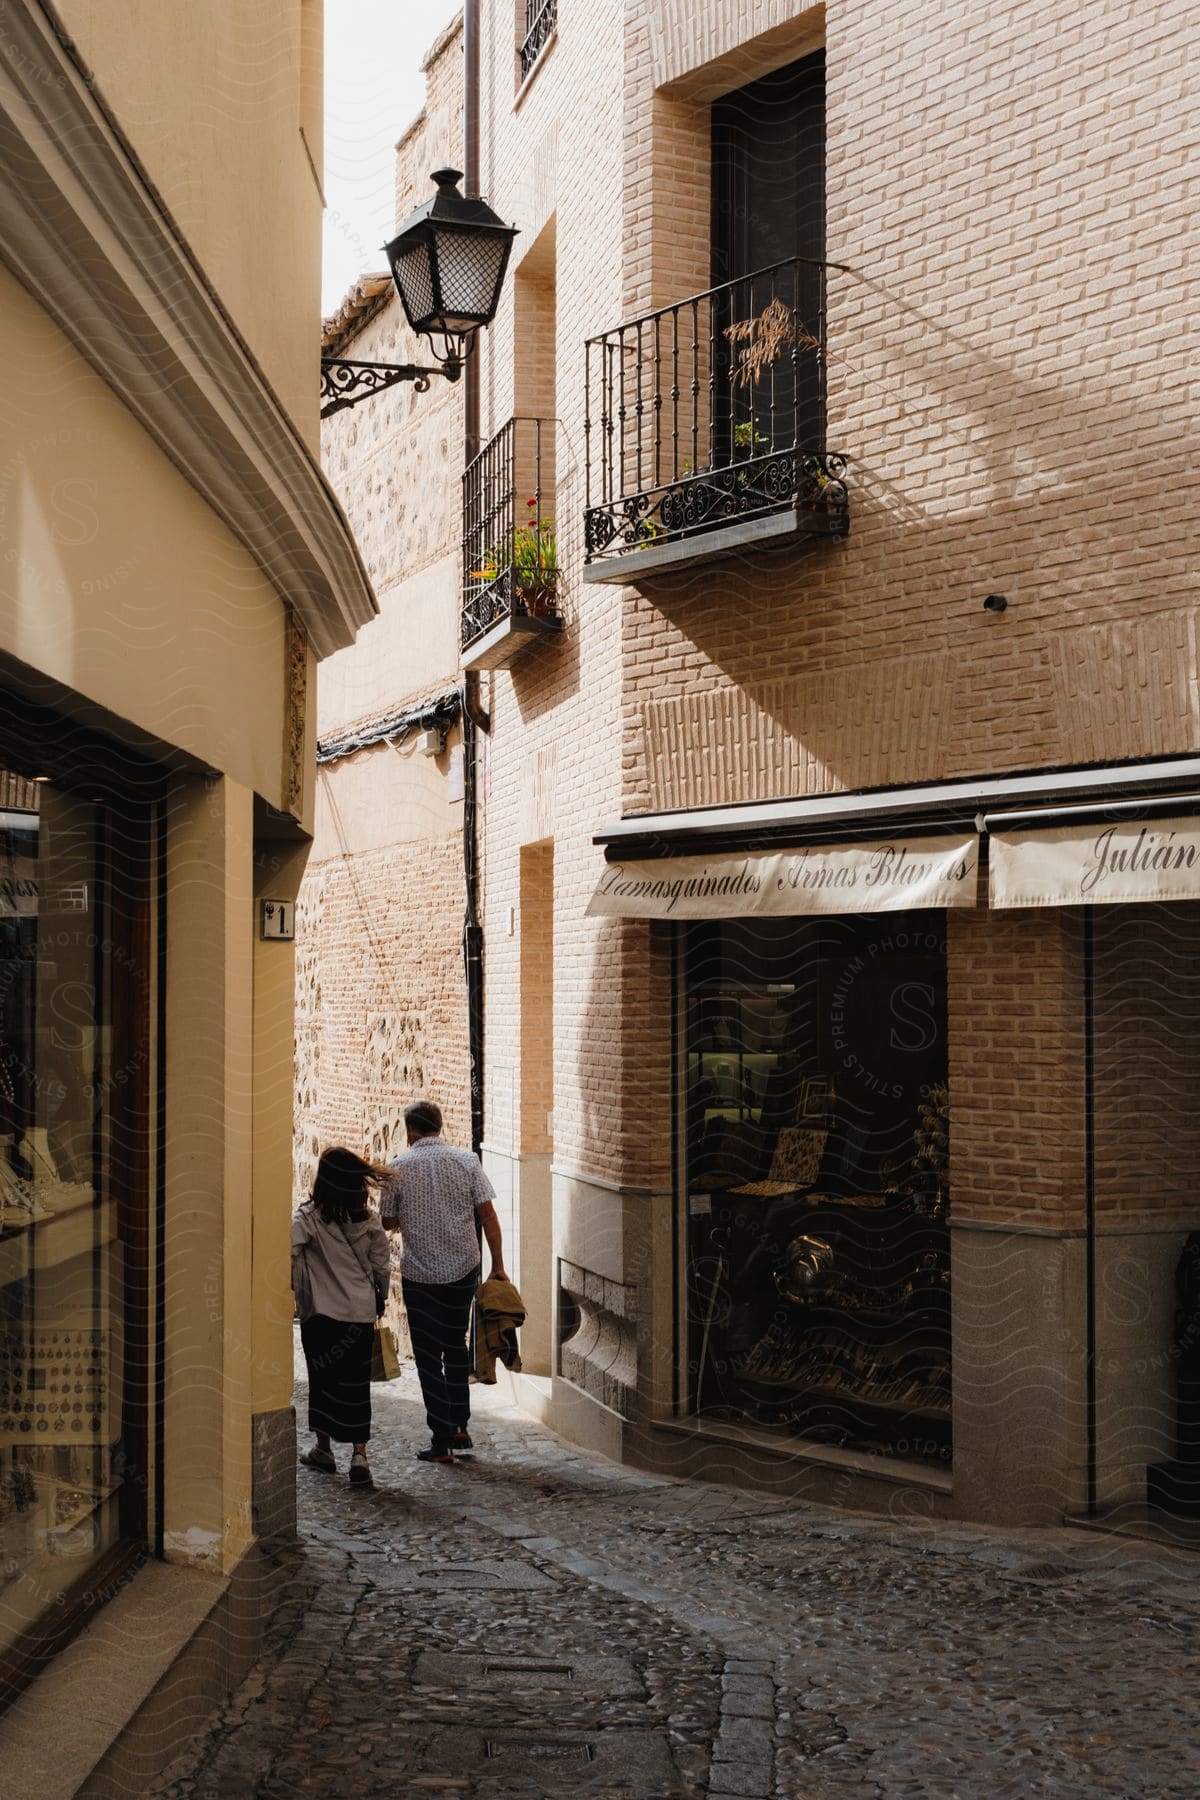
[461,417,561,670]
[583,258,848,573]
[520,0,556,84]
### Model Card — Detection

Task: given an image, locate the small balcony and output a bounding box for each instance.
[461,416,561,671]
[582,257,848,582]
[520,0,557,83]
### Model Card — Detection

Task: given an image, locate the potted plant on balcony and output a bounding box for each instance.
[511,499,558,617]
[470,500,558,621]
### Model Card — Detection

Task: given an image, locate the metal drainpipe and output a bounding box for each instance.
[462,0,485,1159]
[1084,909,1098,1516]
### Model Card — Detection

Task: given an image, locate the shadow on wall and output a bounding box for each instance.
[617,264,1200,812]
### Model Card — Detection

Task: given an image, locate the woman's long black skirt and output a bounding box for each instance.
[300,1314,374,1443]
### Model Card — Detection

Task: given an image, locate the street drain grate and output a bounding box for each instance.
[485,1739,595,1763]
[484,1660,574,1679]
[1014,1561,1082,1582]
[421,1567,501,1587]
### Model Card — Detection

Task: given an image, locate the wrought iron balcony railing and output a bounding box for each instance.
[461,416,559,656]
[584,256,847,563]
[520,0,556,82]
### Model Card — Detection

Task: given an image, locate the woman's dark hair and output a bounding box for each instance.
[311,1147,381,1223]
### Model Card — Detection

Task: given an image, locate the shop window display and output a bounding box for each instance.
[0,763,147,1681]
[684,913,951,1462]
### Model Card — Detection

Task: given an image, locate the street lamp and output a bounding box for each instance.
[320,170,518,419]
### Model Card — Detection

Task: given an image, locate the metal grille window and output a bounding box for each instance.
[462,417,558,654]
[520,0,556,83]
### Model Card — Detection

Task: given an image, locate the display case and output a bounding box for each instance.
[0,774,140,1675]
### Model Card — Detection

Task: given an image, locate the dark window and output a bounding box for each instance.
[683,912,952,1464]
[0,699,153,1707]
[712,51,826,455]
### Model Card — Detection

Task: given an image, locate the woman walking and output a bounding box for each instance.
[292,1147,392,1487]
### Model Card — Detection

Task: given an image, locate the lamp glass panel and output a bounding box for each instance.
[431,227,510,329]
[390,238,437,330]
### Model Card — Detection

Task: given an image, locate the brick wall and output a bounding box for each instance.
[947,905,1086,1231]
[313,0,1200,1237]
[618,0,1200,813]
[294,828,469,1199]
[475,0,630,1183]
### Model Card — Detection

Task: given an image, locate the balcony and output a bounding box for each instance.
[520,0,557,83]
[582,257,848,582]
[461,416,561,671]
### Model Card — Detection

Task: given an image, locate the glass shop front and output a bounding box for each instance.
[0,741,151,1694]
[683,911,952,1464]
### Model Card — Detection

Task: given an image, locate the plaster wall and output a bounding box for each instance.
[53,0,325,440]
[0,0,351,1768]
[315,553,460,737]
[0,264,291,807]
[163,775,257,1575]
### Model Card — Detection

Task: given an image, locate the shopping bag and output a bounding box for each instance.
[370,1321,401,1382]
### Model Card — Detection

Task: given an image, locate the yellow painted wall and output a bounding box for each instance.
[0,264,289,807]
[253,834,312,1419]
[162,774,256,1572]
[53,0,324,443]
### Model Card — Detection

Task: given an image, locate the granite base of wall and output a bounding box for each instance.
[950,1224,1089,1525]
[558,1257,638,1419]
[252,1405,297,1546]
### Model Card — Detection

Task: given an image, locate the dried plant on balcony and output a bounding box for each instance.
[725,295,820,387]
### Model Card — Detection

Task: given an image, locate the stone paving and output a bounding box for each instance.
[150,1350,1200,1799]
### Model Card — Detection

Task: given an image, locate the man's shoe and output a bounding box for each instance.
[451,1430,473,1450]
[348,1451,373,1486]
[416,1447,456,1465]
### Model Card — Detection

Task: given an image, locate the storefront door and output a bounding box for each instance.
[682,911,952,1464]
[0,734,152,1700]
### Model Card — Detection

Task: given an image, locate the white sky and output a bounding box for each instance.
[322,0,463,316]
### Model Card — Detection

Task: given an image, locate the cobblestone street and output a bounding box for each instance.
[151,1351,1200,1800]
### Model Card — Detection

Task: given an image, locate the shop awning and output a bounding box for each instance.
[587,834,979,920]
[990,811,1200,908]
[595,756,1200,856]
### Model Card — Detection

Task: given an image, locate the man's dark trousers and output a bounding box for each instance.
[402,1266,479,1452]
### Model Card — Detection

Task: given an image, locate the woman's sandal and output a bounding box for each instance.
[300,1446,336,1473]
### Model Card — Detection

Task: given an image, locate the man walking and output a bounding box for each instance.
[382,1100,507,1463]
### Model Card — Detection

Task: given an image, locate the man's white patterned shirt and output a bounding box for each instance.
[381,1136,495,1283]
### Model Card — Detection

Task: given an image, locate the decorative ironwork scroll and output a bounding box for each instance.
[320,358,437,420]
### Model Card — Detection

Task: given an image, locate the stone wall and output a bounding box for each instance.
[298,18,471,1181]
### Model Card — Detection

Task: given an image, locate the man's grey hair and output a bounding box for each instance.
[405,1099,443,1137]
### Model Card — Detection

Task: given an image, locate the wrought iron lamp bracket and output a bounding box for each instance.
[320,356,462,419]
